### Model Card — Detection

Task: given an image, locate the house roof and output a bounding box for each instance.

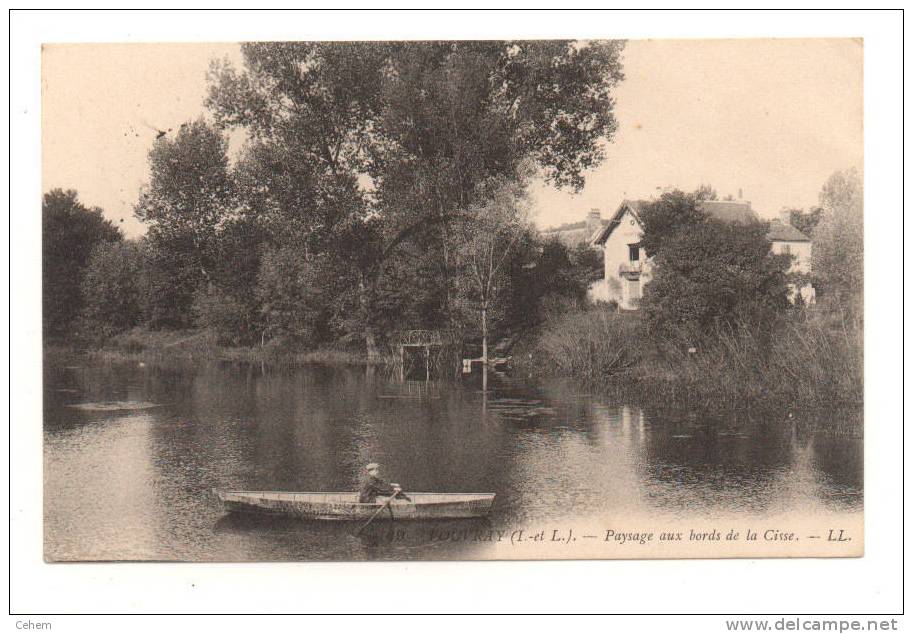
[698,200,759,224]
[542,218,610,247]
[542,219,587,233]
[591,197,812,247]
[541,218,609,235]
[590,199,647,246]
[592,198,768,246]
[766,220,811,242]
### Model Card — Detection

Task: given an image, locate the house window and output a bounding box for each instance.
[781,243,791,255]
[628,244,640,262]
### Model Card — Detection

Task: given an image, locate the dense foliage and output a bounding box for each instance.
[134,120,236,328]
[56,41,624,354]
[202,40,625,356]
[638,189,791,344]
[637,189,711,258]
[811,168,863,317]
[44,40,863,412]
[79,240,146,339]
[43,189,122,339]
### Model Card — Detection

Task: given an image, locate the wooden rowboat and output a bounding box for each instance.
[213,489,495,521]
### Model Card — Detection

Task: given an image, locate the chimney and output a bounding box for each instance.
[738,188,743,200]
[587,208,602,234]
[778,208,792,226]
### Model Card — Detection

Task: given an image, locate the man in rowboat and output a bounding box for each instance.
[358,463,411,504]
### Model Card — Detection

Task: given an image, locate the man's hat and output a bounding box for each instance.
[365,463,380,471]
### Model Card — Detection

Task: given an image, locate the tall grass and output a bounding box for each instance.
[536,308,640,380]
[768,308,863,409]
[529,305,863,417]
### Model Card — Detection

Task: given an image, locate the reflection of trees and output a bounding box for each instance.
[482,375,604,439]
[634,405,794,515]
[144,362,516,511]
[350,374,511,496]
[48,359,864,560]
[250,365,368,491]
[808,434,863,506]
[491,398,651,523]
[634,403,863,516]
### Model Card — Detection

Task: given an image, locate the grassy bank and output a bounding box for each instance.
[45,327,372,367]
[521,305,863,421]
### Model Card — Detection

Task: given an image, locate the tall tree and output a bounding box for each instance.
[371,41,625,344]
[42,189,122,339]
[134,119,235,327]
[811,168,863,316]
[453,179,530,366]
[208,43,384,352]
[207,41,626,357]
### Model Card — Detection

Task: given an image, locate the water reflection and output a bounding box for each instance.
[43,360,862,561]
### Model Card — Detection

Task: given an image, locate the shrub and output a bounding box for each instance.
[636,189,791,345]
[642,219,790,345]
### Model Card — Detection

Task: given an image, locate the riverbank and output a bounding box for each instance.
[514,304,864,425]
[46,310,863,430]
[45,327,371,368]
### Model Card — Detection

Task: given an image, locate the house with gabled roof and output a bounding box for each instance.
[587,198,814,310]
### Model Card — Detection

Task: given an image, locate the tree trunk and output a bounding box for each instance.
[358,273,381,363]
[365,329,379,363]
[481,306,488,365]
[481,305,489,392]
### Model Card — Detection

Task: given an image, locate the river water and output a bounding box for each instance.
[43,360,862,561]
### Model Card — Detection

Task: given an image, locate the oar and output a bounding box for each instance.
[355,495,396,535]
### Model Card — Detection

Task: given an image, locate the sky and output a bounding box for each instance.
[42,39,863,238]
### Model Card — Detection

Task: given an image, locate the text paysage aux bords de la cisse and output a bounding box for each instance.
[603,528,798,545]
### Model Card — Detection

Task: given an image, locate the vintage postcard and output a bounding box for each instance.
[41,38,863,562]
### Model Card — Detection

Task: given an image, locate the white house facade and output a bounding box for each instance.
[587,199,814,310]
[767,211,816,304]
[587,200,651,309]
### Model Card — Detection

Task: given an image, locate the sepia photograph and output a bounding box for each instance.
[8,5,908,622]
[38,35,867,565]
